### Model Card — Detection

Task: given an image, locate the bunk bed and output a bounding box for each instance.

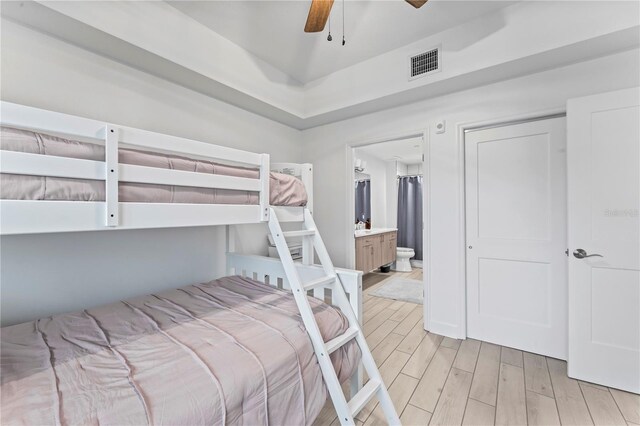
[0,102,399,425]
[0,102,313,233]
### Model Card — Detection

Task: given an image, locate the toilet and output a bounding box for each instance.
[394,247,415,272]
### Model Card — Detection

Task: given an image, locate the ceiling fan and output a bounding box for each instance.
[304,0,428,33]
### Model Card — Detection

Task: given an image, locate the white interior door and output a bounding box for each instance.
[567,87,640,393]
[466,117,567,359]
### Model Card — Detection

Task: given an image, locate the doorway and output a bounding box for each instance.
[349,136,426,273]
[346,131,429,323]
[464,116,568,359]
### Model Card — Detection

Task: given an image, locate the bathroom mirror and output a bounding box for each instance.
[354,173,371,226]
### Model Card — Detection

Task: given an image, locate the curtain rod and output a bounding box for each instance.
[397,174,423,178]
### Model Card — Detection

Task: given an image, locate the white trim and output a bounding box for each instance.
[422,129,432,335]
[464,112,566,133]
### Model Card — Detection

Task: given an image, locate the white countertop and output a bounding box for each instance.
[354,228,397,238]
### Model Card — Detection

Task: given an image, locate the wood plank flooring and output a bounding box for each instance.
[314,270,639,426]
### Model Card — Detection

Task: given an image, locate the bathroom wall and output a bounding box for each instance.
[406,163,423,175]
[385,161,410,230]
[353,150,388,228]
[352,153,412,230]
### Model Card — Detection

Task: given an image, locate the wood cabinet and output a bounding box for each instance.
[380,231,397,266]
[355,231,397,273]
[356,237,375,274]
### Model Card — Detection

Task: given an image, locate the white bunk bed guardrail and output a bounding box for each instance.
[227,252,363,322]
[0,102,283,234]
[227,250,365,395]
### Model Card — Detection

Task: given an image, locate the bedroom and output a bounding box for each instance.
[1,1,638,425]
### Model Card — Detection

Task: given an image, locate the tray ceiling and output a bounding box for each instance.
[167,0,517,84]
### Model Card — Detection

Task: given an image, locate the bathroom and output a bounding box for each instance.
[352,137,424,304]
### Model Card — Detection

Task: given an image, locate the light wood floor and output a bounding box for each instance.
[314,270,640,426]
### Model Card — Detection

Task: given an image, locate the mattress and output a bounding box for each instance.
[0,126,307,206]
[1,275,360,426]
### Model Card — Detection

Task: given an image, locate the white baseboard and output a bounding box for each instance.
[411,260,423,268]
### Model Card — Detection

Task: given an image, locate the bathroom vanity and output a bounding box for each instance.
[354,229,397,273]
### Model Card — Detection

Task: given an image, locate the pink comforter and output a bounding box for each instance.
[0,126,307,206]
[1,276,360,425]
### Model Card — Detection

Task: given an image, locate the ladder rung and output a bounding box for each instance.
[303,275,335,291]
[282,230,316,238]
[325,326,359,354]
[268,207,400,423]
[348,379,381,417]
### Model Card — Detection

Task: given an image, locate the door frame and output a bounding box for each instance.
[345,127,430,322]
[457,108,566,339]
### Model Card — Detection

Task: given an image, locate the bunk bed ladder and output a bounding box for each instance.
[268,207,401,426]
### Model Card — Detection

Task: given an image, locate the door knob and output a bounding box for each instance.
[573,249,603,259]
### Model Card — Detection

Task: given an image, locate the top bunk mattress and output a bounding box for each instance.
[1,275,360,426]
[0,126,307,206]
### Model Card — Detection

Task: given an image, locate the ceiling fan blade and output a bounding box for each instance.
[405,0,428,8]
[304,0,335,33]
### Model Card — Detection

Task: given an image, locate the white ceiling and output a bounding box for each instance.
[167,0,517,83]
[357,137,423,164]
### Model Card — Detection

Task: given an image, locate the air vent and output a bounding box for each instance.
[409,48,440,79]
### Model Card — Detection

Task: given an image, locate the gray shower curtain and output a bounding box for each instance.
[355,180,371,223]
[397,176,423,260]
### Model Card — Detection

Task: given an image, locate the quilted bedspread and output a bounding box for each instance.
[1,276,360,425]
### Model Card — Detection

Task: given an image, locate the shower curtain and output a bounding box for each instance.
[397,176,423,260]
[354,179,371,223]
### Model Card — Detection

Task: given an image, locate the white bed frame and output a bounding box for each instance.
[0,101,358,317]
[0,102,315,234]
